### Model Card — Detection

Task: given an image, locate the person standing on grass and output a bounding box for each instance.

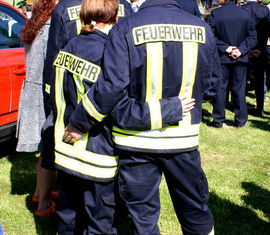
[16,0,59,216]
[64,0,221,234]
[207,0,257,128]
[243,0,270,117]
[53,0,195,232]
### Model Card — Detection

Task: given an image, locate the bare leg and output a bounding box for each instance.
[33,156,42,198]
[37,155,56,212]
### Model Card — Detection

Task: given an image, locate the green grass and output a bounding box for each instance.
[0,90,270,234]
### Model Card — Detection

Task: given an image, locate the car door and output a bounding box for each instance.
[0,4,25,126]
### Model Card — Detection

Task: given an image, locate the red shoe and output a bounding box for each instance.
[32,191,59,203]
[35,201,56,217]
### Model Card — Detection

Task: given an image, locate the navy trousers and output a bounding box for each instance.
[56,172,117,235]
[253,54,266,114]
[213,63,247,127]
[117,149,213,235]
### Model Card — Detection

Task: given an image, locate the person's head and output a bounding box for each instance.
[80,0,118,34]
[20,0,57,44]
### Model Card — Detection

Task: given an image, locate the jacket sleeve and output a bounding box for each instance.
[238,18,257,55]
[203,26,222,99]
[43,4,66,117]
[69,24,183,132]
[69,90,183,133]
[208,11,229,54]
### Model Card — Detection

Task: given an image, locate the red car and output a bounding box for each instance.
[0,0,26,142]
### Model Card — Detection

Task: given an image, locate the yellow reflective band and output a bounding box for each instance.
[146,42,163,102]
[113,124,199,137]
[112,124,199,150]
[54,67,66,140]
[148,100,162,130]
[55,152,118,179]
[54,51,101,83]
[82,94,107,122]
[112,132,199,150]
[55,142,118,167]
[179,42,198,124]
[67,5,81,21]
[76,19,82,35]
[45,83,50,94]
[179,42,198,98]
[133,24,206,45]
[118,4,124,17]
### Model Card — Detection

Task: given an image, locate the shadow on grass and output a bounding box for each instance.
[241,182,270,220]
[249,119,270,132]
[209,191,270,235]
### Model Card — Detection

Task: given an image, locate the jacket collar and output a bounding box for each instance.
[139,0,181,11]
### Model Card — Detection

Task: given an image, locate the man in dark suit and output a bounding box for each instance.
[243,0,270,116]
[176,0,202,17]
[208,0,257,127]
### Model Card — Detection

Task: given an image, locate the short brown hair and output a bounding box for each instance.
[80,0,119,34]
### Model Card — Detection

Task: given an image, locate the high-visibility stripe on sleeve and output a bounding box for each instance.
[148,100,162,130]
[82,94,107,122]
[145,42,163,102]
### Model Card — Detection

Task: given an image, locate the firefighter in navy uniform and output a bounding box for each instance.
[53,0,196,233]
[65,0,221,234]
[43,0,133,116]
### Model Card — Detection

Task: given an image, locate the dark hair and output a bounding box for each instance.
[80,0,118,34]
[20,0,56,44]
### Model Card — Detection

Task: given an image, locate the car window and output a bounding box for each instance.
[0,6,25,49]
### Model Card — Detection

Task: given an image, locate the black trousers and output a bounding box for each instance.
[213,63,247,127]
[118,149,213,235]
[56,172,117,235]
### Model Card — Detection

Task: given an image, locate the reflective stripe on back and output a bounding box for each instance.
[146,42,163,129]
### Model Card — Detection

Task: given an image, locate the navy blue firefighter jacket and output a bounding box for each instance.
[69,0,222,154]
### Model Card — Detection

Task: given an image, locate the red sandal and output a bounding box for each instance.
[35,201,56,217]
[32,191,59,203]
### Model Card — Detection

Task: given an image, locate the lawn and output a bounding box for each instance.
[0,90,269,235]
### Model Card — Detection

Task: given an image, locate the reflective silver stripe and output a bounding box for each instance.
[82,94,107,122]
[113,124,199,137]
[146,42,163,101]
[148,100,162,130]
[112,124,199,150]
[179,42,198,124]
[145,42,163,129]
[55,152,118,179]
[55,67,66,141]
[73,74,84,100]
[55,142,118,167]
[112,132,199,150]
